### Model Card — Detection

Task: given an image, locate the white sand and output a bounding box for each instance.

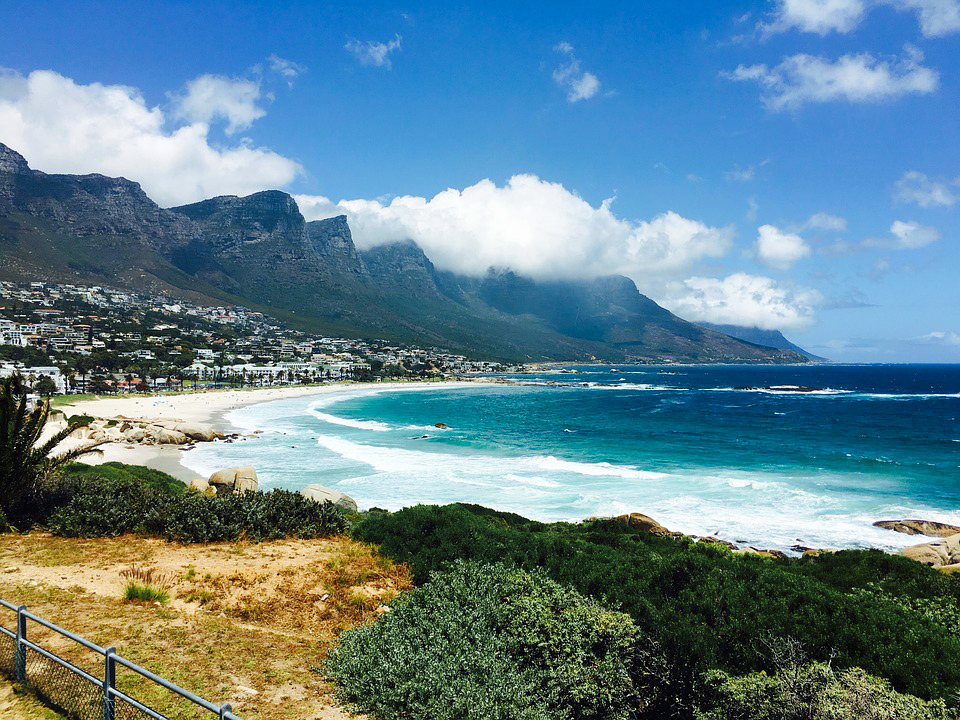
[53,380,489,482]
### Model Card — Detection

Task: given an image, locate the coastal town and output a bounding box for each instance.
[0,280,522,395]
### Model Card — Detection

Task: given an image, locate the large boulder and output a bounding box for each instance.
[873,519,960,537]
[154,427,189,445]
[208,467,258,495]
[611,512,673,537]
[174,422,220,442]
[299,484,358,513]
[901,533,960,568]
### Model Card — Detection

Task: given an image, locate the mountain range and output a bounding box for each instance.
[0,142,811,363]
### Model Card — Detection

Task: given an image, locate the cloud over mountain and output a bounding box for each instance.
[297,175,732,282]
[0,69,301,206]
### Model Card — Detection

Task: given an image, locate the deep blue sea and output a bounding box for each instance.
[180,365,960,552]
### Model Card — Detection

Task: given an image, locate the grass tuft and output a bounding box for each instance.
[120,565,173,605]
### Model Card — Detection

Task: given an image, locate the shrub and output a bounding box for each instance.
[47,476,164,537]
[697,663,952,720]
[50,480,349,543]
[352,504,960,707]
[60,462,186,496]
[327,561,666,720]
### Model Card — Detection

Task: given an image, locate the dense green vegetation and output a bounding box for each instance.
[328,560,666,720]
[48,475,348,542]
[351,504,960,716]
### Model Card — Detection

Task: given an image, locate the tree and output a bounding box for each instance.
[33,375,58,397]
[74,355,95,393]
[0,374,104,523]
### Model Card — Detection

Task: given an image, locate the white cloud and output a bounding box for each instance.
[762,0,868,35]
[268,54,307,86]
[725,46,938,110]
[552,43,601,103]
[756,224,812,269]
[920,330,960,345]
[666,273,822,330]
[345,34,402,69]
[803,212,848,231]
[886,0,960,36]
[296,175,733,281]
[170,74,266,135]
[761,0,960,36]
[0,69,302,207]
[864,219,941,249]
[894,170,959,207]
[723,165,755,182]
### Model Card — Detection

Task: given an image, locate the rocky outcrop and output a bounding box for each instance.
[299,484,359,513]
[901,533,960,570]
[208,467,259,495]
[873,519,960,537]
[69,416,222,445]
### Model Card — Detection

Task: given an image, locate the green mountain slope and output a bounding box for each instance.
[0,142,806,363]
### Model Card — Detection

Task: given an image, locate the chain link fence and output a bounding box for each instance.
[0,599,241,720]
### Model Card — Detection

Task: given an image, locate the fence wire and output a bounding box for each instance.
[0,601,240,720]
[24,645,105,719]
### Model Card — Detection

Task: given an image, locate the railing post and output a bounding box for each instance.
[220,703,232,719]
[103,646,116,720]
[14,605,26,683]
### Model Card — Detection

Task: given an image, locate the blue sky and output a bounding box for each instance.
[0,1,958,361]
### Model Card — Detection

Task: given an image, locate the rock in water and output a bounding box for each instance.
[299,484,359,513]
[873,519,960,537]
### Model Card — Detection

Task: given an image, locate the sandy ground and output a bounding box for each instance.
[52,380,486,483]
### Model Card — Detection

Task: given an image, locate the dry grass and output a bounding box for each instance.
[0,532,412,719]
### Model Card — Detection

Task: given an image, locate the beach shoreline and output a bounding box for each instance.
[55,379,498,483]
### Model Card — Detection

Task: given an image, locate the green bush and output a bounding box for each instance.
[697,663,952,720]
[352,504,960,708]
[47,476,163,537]
[60,462,186,496]
[49,479,349,543]
[154,488,349,543]
[327,561,666,720]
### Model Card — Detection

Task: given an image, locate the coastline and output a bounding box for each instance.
[55,379,497,483]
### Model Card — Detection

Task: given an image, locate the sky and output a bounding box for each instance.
[0,0,958,362]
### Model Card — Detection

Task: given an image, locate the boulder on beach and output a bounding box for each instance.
[208,467,259,495]
[299,484,359,513]
[901,533,960,569]
[174,422,220,442]
[154,427,189,445]
[873,519,960,537]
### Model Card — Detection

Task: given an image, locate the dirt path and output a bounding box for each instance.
[0,533,410,719]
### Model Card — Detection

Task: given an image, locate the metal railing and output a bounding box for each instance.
[0,598,242,720]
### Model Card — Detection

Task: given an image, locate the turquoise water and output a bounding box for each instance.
[180,365,960,552]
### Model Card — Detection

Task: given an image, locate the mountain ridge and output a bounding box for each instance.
[0,142,807,364]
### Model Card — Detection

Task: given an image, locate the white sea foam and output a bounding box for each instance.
[531,456,666,480]
[309,410,392,432]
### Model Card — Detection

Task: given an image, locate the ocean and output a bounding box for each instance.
[179,364,960,553]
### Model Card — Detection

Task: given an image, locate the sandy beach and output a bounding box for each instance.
[54,381,482,483]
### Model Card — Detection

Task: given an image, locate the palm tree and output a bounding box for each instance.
[0,373,105,522]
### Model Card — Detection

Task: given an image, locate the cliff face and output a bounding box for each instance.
[0,143,807,363]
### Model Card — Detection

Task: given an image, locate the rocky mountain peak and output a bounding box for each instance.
[0,143,30,175]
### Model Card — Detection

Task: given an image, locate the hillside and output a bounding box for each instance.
[697,322,826,361]
[0,143,806,364]
[0,533,408,719]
